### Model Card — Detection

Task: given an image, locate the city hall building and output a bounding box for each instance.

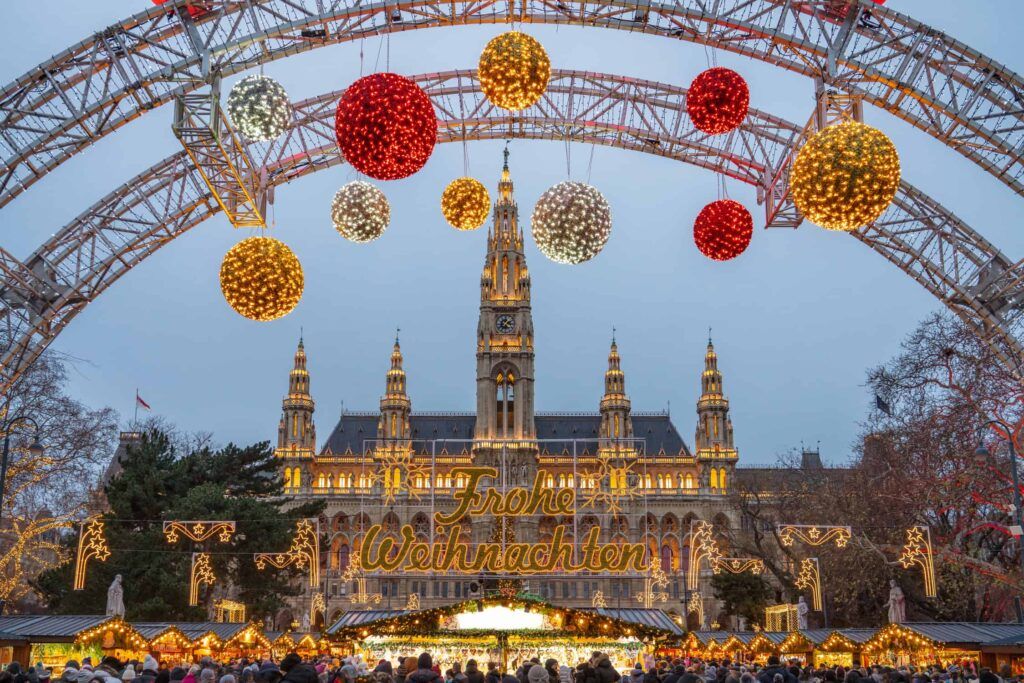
[271,155,763,630]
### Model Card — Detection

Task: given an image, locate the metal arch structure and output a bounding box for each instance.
[0,68,1021,397]
[2,0,1024,210]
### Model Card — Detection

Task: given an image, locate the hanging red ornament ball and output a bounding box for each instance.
[334,73,438,181]
[687,67,750,135]
[151,0,211,19]
[693,199,753,261]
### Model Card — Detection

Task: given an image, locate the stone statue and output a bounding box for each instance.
[106,574,125,617]
[797,596,809,630]
[886,579,906,624]
[301,613,310,632]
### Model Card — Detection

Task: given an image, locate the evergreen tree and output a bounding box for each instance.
[710,571,773,627]
[33,430,323,620]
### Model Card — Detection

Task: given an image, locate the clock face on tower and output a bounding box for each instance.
[496,314,516,334]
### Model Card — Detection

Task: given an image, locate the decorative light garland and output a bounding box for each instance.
[478,31,551,111]
[687,591,704,627]
[254,518,320,587]
[579,458,639,515]
[441,177,491,230]
[687,67,750,135]
[189,552,216,606]
[331,181,391,243]
[164,520,236,544]
[590,590,607,608]
[75,616,148,650]
[219,236,304,322]
[794,557,823,611]
[531,181,612,265]
[693,199,753,261]
[405,592,420,610]
[635,555,670,608]
[777,523,851,548]
[790,120,900,231]
[898,526,937,598]
[214,599,246,623]
[687,520,722,590]
[335,73,437,180]
[226,74,293,142]
[714,557,766,575]
[311,593,326,625]
[73,518,110,591]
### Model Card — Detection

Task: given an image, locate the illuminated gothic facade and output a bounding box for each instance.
[274,155,742,629]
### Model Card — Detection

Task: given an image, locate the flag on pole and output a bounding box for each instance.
[136,392,151,411]
[874,393,892,416]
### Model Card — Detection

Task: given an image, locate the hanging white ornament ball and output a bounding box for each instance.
[530,181,612,264]
[331,181,390,243]
[226,74,293,142]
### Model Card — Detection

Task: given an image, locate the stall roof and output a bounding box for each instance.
[835,629,876,645]
[327,610,406,633]
[760,632,788,645]
[0,615,108,639]
[901,623,1024,646]
[800,630,833,645]
[982,634,1024,647]
[585,609,683,636]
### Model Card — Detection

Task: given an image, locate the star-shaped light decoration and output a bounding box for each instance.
[370,449,431,505]
[580,458,640,515]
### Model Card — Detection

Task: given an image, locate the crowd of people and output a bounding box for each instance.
[0,652,1017,683]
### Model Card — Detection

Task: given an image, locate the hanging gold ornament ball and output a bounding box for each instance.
[478,31,551,111]
[790,120,900,231]
[331,181,390,243]
[219,236,304,322]
[441,177,490,231]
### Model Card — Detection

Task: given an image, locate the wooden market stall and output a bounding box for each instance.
[220,622,272,660]
[748,632,786,665]
[326,597,681,673]
[862,623,1024,668]
[683,632,720,659]
[134,624,193,663]
[0,615,113,673]
[980,634,1024,675]
[814,629,875,668]
[292,633,325,660]
[266,632,297,660]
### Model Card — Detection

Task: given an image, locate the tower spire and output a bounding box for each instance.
[379,332,412,444]
[695,336,738,492]
[600,335,632,452]
[276,336,317,473]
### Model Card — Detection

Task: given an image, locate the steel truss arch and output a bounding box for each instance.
[0,68,1021,397]
[2,0,1024,212]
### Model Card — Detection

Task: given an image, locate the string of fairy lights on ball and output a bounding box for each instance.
[220,236,304,321]
[531,181,612,265]
[441,177,490,231]
[335,73,438,180]
[693,199,753,261]
[226,74,293,142]
[687,67,750,135]
[332,181,391,243]
[478,31,551,111]
[790,120,901,231]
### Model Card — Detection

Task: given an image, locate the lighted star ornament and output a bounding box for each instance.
[226,74,293,142]
[163,521,236,544]
[579,458,640,514]
[73,518,110,591]
[370,449,430,505]
[898,526,937,598]
[254,519,320,587]
[531,181,612,264]
[790,120,900,231]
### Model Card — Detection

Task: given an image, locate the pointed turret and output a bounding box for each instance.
[474,148,536,445]
[276,336,316,490]
[694,334,737,492]
[378,329,411,444]
[600,331,633,450]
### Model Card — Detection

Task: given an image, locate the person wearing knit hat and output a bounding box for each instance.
[528,667,548,683]
[123,665,136,682]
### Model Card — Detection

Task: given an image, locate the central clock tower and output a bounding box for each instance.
[474,149,536,452]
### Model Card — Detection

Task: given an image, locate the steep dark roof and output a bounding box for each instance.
[322,412,689,456]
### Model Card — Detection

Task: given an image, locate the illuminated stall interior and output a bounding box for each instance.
[815,630,875,668]
[980,634,1024,675]
[779,631,831,665]
[268,632,297,659]
[862,624,1024,668]
[327,597,680,671]
[748,633,786,665]
[135,625,193,662]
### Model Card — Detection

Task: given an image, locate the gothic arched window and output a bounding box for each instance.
[495,370,516,438]
[284,468,292,490]
[710,468,719,490]
[719,468,727,492]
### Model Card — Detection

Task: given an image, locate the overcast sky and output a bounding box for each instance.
[0,1,1021,465]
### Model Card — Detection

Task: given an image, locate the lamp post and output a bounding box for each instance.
[975,419,1024,622]
[0,414,44,527]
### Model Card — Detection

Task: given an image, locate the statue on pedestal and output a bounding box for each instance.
[106,575,125,617]
[796,596,809,630]
[886,579,906,624]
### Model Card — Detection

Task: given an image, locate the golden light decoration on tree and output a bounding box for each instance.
[777,523,851,548]
[226,74,293,142]
[531,181,612,265]
[189,552,216,606]
[478,31,551,111]
[687,520,722,590]
[441,177,490,231]
[163,520,236,544]
[898,526,937,598]
[254,518,320,587]
[331,181,390,243]
[219,236,304,321]
[73,518,110,591]
[795,557,823,611]
[790,120,900,231]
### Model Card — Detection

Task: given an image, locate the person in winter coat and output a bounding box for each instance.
[559,666,573,683]
[396,659,415,683]
[408,655,440,683]
[757,661,795,683]
[137,657,159,683]
[280,656,318,683]
[61,665,80,683]
[465,661,484,683]
[592,657,620,683]
[528,665,549,683]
